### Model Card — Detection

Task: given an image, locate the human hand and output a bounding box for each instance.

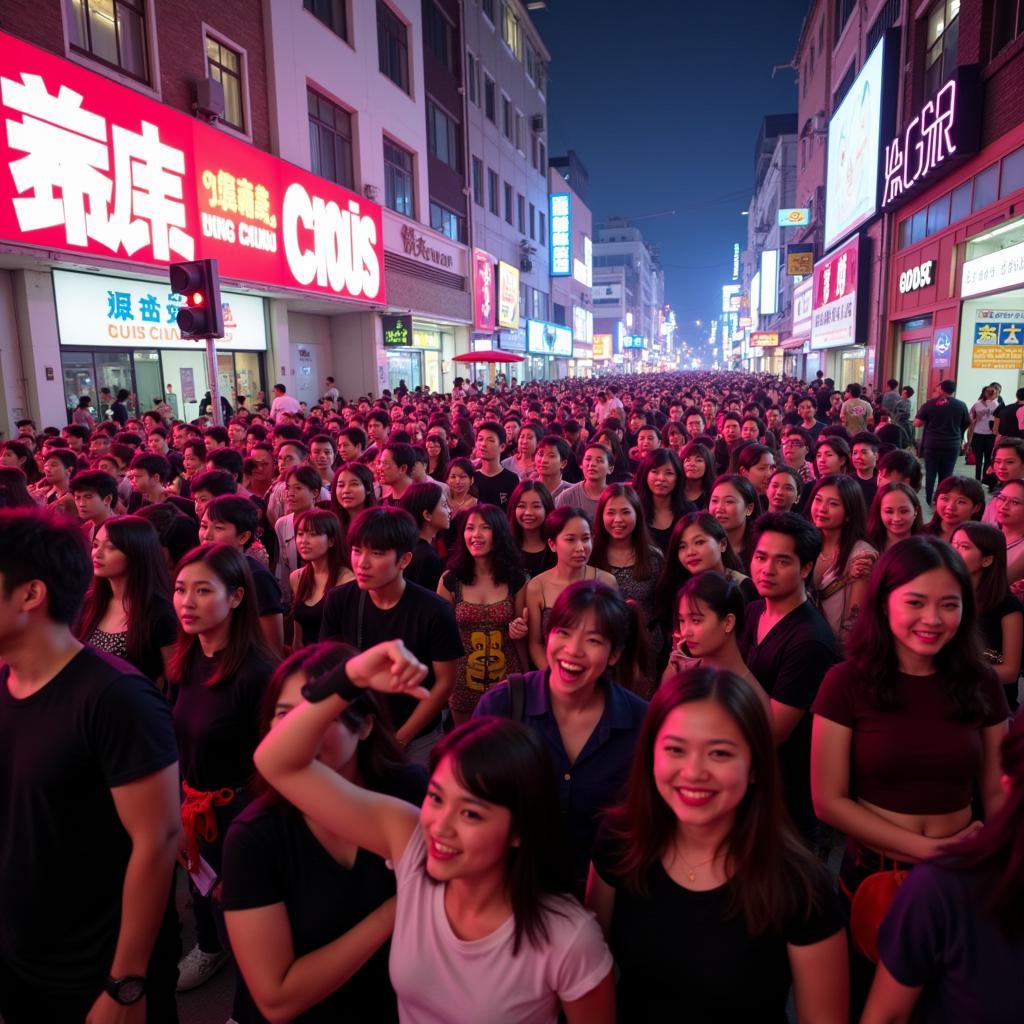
[508,608,528,641]
[86,992,145,1024]
[848,550,877,580]
[346,640,430,700]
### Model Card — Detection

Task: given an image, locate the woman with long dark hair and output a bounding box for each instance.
[765,465,801,513]
[708,474,758,568]
[398,481,449,592]
[289,510,352,648]
[923,475,985,541]
[866,481,923,552]
[588,668,847,1021]
[171,543,277,991]
[812,536,1010,1012]
[863,714,1024,1023]
[633,448,693,553]
[680,441,715,510]
[423,432,450,483]
[508,479,556,578]
[254,647,615,1023]
[0,466,36,509]
[78,514,177,683]
[733,442,776,508]
[222,643,426,1024]
[438,504,529,724]
[0,440,42,484]
[329,462,377,556]
[814,435,851,479]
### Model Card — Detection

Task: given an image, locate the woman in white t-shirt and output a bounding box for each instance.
[254,639,615,1024]
[969,385,1001,482]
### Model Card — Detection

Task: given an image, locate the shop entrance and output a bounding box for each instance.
[386,350,422,393]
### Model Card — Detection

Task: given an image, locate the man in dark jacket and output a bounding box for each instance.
[915,379,971,504]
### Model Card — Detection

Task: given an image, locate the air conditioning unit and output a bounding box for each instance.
[193,77,225,122]
[520,257,533,272]
[531,113,545,133]
[812,113,828,134]
[364,184,380,201]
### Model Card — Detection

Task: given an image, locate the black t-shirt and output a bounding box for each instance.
[221,765,427,1024]
[172,649,276,791]
[853,473,878,509]
[916,396,970,450]
[997,401,1022,439]
[592,833,844,1022]
[739,599,838,835]
[247,554,285,617]
[473,467,520,510]
[405,537,443,593]
[0,646,178,991]
[319,580,464,734]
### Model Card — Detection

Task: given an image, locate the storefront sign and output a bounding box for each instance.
[0,32,386,303]
[824,36,891,250]
[399,225,453,269]
[791,276,813,338]
[750,331,779,347]
[811,236,860,350]
[497,261,520,328]
[498,327,526,352]
[881,69,981,210]
[549,193,571,276]
[572,305,593,344]
[778,208,810,226]
[721,284,740,313]
[592,281,622,304]
[526,319,572,356]
[472,248,495,332]
[180,367,196,402]
[786,244,814,276]
[932,327,953,370]
[962,240,1024,298]
[760,249,779,315]
[382,314,413,348]
[621,335,646,350]
[898,260,935,294]
[52,269,266,350]
[592,333,611,359]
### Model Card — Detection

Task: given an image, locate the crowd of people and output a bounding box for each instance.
[0,368,1022,1024]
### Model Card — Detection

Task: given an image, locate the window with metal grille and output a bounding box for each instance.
[206,36,245,132]
[377,1,409,93]
[65,0,149,81]
[308,88,354,189]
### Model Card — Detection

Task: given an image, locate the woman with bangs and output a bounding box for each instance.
[289,510,353,648]
[680,441,715,509]
[923,475,985,542]
[586,668,847,1022]
[477,581,648,897]
[633,448,695,554]
[661,419,686,455]
[508,479,556,578]
[222,642,425,1024]
[423,431,450,483]
[254,641,616,1023]
[708,474,758,569]
[765,466,802,514]
[398,481,450,592]
[171,543,277,992]
[438,504,530,724]
[866,481,923,552]
[329,461,377,559]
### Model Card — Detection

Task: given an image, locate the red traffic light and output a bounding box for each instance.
[168,259,224,339]
[190,291,204,306]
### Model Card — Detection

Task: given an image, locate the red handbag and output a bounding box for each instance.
[848,860,908,963]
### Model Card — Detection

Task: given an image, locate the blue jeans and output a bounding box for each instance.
[924,447,959,504]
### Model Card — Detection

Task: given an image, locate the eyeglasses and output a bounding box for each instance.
[995,493,1024,509]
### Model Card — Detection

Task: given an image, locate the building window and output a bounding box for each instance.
[482,0,495,23]
[833,62,857,110]
[502,95,513,139]
[466,51,479,105]
[377,1,409,93]
[472,157,484,206]
[308,87,354,189]
[532,289,547,320]
[835,0,856,42]
[529,202,536,239]
[517,193,525,233]
[425,3,455,73]
[383,138,414,216]
[538,139,546,173]
[484,74,496,122]
[991,0,1024,58]
[504,182,513,224]
[502,2,522,59]
[514,110,524,151]
[427,103,461,171]
[206,36,245,132]
[925,1,960,99]
[538,210,546,244]
[65,0,149,81]
[488,168,499,215]
[430,201,463,242]
[867,0,900,53]
[303,0,347,40]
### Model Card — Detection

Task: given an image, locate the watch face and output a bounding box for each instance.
[115,978,146,1004]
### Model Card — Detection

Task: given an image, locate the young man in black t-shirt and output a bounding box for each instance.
[0,509,181,1023]
[740,512,838,845]
[471,421,520,510]
[320,507,463,763]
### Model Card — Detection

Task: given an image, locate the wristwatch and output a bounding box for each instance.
[301,656,362,703]
[104,975,147,1005]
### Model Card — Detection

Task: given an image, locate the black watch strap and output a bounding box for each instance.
[105,975,146,1005]
[301,656,362,703]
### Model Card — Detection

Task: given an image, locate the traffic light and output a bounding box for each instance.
[169,259,224,339]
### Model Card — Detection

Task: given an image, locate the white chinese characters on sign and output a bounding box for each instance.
[549,193,571,276]
[2,72,194,260]
[882,80,958,209]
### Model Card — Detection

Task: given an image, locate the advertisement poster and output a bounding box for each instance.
[972,313,1024,369]
[497,261,520,328]
[472,249,495,332]
[811,236,860,350]
[932,327,953,370]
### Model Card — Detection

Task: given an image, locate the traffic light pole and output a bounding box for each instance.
[204,335,224,426]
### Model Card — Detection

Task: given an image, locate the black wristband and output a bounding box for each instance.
[301,657,362,703]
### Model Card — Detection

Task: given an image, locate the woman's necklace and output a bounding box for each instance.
[676,849,716,883]
[450,493,474,512]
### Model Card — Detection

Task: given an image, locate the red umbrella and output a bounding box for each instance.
[452,350,524,363]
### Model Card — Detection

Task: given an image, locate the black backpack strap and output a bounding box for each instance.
[506,673,526,723]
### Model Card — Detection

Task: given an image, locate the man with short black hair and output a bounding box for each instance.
[915,380,971,504]
[554,442,612,522]
[881,378,901,414]
[70,469,119,540]
[126,454,197,520]
[378,442,417,504]
[0,509,180,1023]
[472,422,520,510]
[741,513,838,843]
[269,383,301,421]
[877,448,924,492]
[319,507,463,762]
[534,436,573,498]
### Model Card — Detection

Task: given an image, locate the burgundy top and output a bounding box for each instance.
[812,661,1008,815]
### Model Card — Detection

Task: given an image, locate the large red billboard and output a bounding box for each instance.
[0,31,385,304]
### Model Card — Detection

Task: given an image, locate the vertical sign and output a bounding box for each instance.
[549,193,571,276]
[497,261,520,328]
[472,248,495,332]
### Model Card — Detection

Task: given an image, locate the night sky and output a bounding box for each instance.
[532,0,810,348]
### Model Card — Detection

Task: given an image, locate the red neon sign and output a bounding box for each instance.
[0,31,385,304]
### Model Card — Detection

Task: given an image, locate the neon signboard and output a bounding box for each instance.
[0,31,385,303]
[549,193,571,276]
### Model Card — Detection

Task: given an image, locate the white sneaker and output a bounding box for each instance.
[176,944,230,991]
